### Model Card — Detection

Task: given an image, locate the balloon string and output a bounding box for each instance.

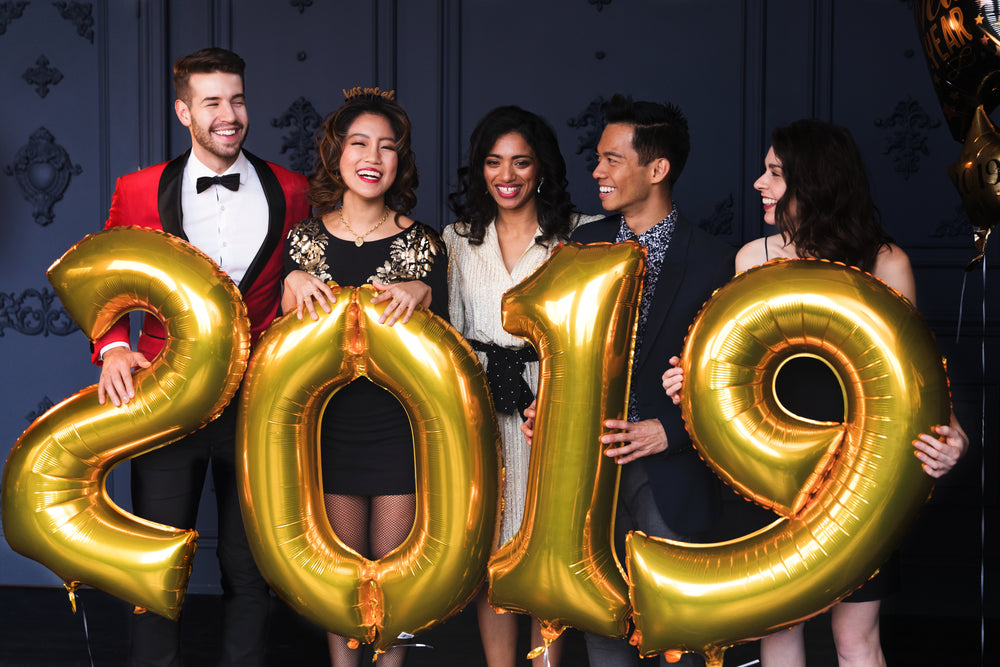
[980,252,987,666]
[78,589,96,667]
[956,270,968,343]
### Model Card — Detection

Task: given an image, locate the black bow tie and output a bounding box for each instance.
[196,173,240,193]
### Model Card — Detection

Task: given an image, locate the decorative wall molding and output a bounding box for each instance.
[0,1,28,36]
[932,204,974,239]
[53,1,94,44]
[698,194,734,236]
[25,397,54,423]
[271,97,323,174]
[875,95,941,180]
[4,127,83,226]
[567,96,606,171]
[22,54,63,98]
[0,288,79,337]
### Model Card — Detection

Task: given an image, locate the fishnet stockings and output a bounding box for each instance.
[324,493,416,667]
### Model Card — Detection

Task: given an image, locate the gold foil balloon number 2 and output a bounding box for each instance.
[3,233,947,666]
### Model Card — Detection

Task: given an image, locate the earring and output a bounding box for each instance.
[536,177,545,194]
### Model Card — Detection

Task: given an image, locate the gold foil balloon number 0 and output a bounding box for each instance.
[1,227,250,619]
[236,285,501,655]
[627,259,949,665]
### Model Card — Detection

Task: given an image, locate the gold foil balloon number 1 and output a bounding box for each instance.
[1,227,251,620]
[488,242,645,647]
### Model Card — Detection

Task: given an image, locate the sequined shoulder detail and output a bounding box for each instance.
[371,223,444,284]
[287,217,333,282]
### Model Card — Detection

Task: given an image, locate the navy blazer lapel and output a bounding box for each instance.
[240,150,288,294]
[634,217,692,370]
[157,151,189,240]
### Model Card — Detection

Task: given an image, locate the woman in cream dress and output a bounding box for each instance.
[444,105,598,667]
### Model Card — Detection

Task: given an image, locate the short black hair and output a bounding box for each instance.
[602,94,690,188]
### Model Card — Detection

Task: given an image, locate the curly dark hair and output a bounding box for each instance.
[309,92,418,226]
[602,94,690,189]
[173,48,245,105]
[448,106,575,246]
[771,119,892,272]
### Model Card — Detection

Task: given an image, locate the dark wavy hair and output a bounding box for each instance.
[771,119,892,272]
[173,48,245,105]
[309,93,418,226]
[602,94,690,189]
[448,106,575,246]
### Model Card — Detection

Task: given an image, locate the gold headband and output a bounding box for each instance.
[343,86,396,101]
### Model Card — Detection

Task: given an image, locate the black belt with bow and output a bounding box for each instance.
[467,339,538,419]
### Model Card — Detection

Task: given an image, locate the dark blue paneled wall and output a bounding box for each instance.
[0,0,994,620]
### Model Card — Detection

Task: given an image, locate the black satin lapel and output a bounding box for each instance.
[634,220,692,370]
[239,150,287,295]
[157,151,189,240]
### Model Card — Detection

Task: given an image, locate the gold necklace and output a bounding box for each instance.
[339,206,391,247]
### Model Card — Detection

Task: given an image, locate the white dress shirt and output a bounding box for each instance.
[181,151,269,286]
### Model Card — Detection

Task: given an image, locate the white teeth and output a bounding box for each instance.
[358,169,381,179]
[599,186,615,194]
[215,129,236,136]
[497,185,519,194]
[762,197,777,205]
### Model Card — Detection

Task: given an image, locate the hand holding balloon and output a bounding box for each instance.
[600,419,667,465]
[520,400,536,446]
[660,356,684,406]
[913,415,969,478]
[283,269,337,321]
[371,279,431,325]
[97,347,152,407]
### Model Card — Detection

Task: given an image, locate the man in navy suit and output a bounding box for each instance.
[528,94,736,666]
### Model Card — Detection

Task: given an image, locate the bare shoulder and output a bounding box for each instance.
[872,243,916,303]
[735,237,768,272]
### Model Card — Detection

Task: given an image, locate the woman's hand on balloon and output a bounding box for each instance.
[913,412,968,478]
[372,279,431,325]
[661,356,684,405]
[98,347,152,407]
[284,270,336,321]
[521,400,537,446]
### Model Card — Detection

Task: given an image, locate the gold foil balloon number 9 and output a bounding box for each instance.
[1,227,251,619]
[236,285,500,655]
[488,242,645,646]
[627,259,949,666]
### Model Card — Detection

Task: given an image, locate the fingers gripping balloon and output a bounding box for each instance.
[627,260,950,666]
[487,242,645,648]
[236,285,500,655]
[1,227,250,619]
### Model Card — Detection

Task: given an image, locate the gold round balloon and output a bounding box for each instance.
[488,242,644,645]
[626,259,949,666]
[948,105,999,266]
[1,226,251,620]
[236,284,500,655]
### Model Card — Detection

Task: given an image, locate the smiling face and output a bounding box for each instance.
[592,122,656,218]
[338,112,399,201]
[754,146,788,226]
[175,72,248,173]
[483,132,539,214]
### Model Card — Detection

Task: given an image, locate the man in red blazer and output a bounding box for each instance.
[94,47,309,667]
